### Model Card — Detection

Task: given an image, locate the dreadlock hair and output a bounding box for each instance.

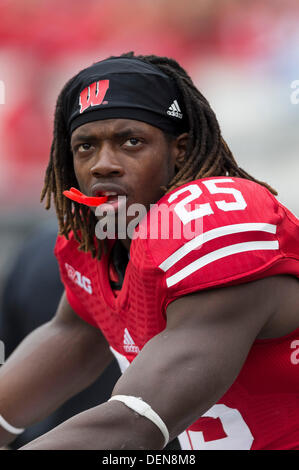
[41,52,277,259]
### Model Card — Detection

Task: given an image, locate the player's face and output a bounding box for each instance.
[71,118,187,239]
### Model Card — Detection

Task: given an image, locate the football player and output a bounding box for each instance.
[0,53,299,450]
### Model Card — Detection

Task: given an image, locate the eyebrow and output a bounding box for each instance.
[71,128,147,145]
[71,132,98,145]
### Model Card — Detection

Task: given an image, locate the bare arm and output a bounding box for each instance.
[21,275,288,450]
[0,291,113,447]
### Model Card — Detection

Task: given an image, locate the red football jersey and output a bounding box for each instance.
[55,177,299,450]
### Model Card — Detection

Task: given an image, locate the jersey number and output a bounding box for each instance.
[178,404,254,450]
[110,348,254,450]
[168,178,247,225]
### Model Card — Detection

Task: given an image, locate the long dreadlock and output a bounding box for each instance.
[41,52,277,259]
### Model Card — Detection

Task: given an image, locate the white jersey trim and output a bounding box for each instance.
[165,240,279,287]
[159,223,277,272]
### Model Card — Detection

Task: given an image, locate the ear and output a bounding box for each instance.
[171,132,188,169]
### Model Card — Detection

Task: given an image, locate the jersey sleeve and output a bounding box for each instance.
[135,177,299,307]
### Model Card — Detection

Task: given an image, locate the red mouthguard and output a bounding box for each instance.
[63,187,108,207]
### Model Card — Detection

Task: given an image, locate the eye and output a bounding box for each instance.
[72,142,94,155]
[124,138,142,147]
[78,143,92,151]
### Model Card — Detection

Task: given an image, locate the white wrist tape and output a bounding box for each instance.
[0,414,24,435]
[108,395,169,447]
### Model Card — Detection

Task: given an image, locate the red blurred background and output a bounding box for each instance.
[0,0,298,280]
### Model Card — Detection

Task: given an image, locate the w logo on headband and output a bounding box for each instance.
[79,80,110,113]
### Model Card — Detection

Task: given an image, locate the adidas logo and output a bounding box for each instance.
[123,328,140,354]
[167,99,183,119]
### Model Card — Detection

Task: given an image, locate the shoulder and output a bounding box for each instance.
[131,177,299,296]
[134,176,282,259]
[154,175,280,226]
[54,231,79,256]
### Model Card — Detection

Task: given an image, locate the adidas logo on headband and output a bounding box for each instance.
[167,99,183,119]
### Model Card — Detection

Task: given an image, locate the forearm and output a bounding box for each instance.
[21,400,164,450]
[19,279,274,451]
[0,319,112,446]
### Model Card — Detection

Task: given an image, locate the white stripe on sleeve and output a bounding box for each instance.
[159,223,277,272]
[165,240,279,287]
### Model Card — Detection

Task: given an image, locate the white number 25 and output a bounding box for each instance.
[168,178,247,225]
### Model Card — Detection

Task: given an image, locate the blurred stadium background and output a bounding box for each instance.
[0,0,298,290]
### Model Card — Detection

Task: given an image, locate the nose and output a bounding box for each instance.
[90,144,124,178]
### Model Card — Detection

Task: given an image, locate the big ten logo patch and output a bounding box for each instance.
[290,340,299,365]
[65,263,92,295]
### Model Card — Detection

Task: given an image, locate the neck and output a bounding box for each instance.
[119,238,131,252]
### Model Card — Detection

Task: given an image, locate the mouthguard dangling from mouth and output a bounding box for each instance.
[63,187,108,207]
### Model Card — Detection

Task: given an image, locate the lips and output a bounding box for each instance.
[91,183,127,198]
[89,184,129,215]
[94,191,119,204]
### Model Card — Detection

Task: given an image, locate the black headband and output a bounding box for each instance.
[62,57,188,136]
